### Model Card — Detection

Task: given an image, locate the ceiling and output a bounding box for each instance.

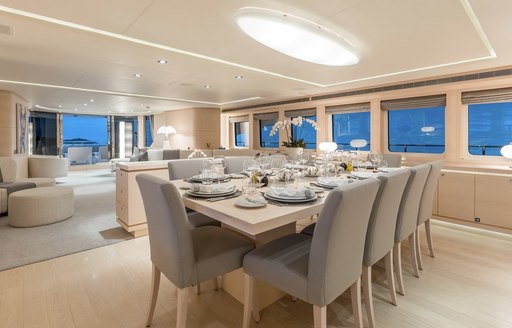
[0,0,510,115]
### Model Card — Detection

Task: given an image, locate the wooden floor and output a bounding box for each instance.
[1,220,512,328]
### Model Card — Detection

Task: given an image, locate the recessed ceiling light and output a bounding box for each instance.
[134,73,142,78]
[234,7,359,66]
[58,104,62,108]
[84,103,87,106]
[90,99,94,102]
[74,108,78,111]
[108,110,112,113]
[235,75,244,79]
[157,59,168,64]
[204,85,212,88]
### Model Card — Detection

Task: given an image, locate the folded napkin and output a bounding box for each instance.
[316,177,352,187]
[190,183,234,194]
[268,186,315,199]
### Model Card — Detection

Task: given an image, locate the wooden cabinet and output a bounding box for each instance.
[115,164,169,237]
[437,171,475,222]
[475,175,512,229]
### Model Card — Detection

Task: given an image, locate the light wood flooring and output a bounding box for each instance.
[1,220,512,328]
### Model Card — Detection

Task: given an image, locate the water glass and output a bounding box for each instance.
[201,169,213,185]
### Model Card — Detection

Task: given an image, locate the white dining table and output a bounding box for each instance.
[171,176,330,308]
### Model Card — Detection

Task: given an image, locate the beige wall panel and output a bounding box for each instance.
[154,108,220,150]
[438,171,475,221]
[475,175,512,229]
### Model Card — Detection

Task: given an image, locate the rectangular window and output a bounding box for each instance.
[332,111,370,151]
[234,121,249,147]
[383,95,446,154]
[145,115,153,147]
[291,115,317,149]
[387,107,445,153]
[259,119,279,148]
[468,102,512,156]
[63,114,108,163]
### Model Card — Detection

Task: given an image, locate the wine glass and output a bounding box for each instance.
[373,151,383,167]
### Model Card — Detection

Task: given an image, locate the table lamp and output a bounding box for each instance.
[157,125,176,150]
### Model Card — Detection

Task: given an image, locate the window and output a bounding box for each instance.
[332,111,370,151]
[291,115,317,149]
[383,95,446,154]
[255,112,279,148]
[62,114,108,162]
[234,121,249,147]
[468,102,512,156]
[259,119,279,148]
[145,115,154,147]
[462,87,512,156]
[30,111,58,155]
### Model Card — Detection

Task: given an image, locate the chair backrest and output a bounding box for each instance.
[168,158,207,180]
[0,157,17,182]
[163,149,180,160]
[363,169,410,266]
[417,160,443,225]
[382,153,402,167]
[136,174,196,288]
[224,156,252,174]
[395,164,430,242]
[308,178,381,306]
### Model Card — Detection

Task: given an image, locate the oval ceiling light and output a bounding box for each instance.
[234,7,359,66]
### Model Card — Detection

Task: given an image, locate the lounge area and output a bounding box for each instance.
[1,2,512,328]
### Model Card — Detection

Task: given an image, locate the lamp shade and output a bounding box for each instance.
[319,142,338,152]
[157,125,177,135]
[500,144,512,159]
[350,139,368,149]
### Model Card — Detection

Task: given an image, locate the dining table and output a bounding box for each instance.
[170,173,361,309]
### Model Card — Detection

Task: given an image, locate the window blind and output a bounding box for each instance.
[326,102,370,114]
[253,112,279,121]
[284,108,316,117]
[461,87,512,104]
[228,115,249,123]
[381,94,446,111]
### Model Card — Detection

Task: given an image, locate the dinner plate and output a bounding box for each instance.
[235,198,268,208]
[351,172,379,179]
[264,191,318,203]
[377,167,402,173]
[312,179,354,189]
[187,188,236,198]
[229,173,245,179]
[189,174,229,182]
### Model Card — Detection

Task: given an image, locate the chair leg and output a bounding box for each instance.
[350,278,363,328]
[176,287,189,328]
[362,265,375,328]
[313,305,327,328]
[425,219,435,258]
[393,242,405,296]
[415,227,424,271]
[213,277,219,291]
[145,264,161,327]
[243,273,259,328]
[384,251,397,306]
[408,233,420,278]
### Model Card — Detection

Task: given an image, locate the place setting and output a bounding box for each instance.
[263,185,318,205]
[311,176,356,189]
[183,182,241,202]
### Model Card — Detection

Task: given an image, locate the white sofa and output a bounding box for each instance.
[0,157,56,214]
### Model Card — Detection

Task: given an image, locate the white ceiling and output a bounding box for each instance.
[0,0,510,115]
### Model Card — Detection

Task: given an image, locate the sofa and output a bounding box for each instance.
[0,156,57,214]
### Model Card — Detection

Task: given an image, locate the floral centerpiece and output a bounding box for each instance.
[269,116,319,148]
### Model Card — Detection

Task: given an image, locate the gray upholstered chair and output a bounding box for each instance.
[362,170,410,328]
[393,164,430,295]
[382,154,402,167]
[242,178,381,328]
[416,160,443,270]
[168,159,221,229]
[136,174,254,328]
[224,156,252,174]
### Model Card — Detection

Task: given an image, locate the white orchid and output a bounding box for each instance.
[269,116,319,148]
